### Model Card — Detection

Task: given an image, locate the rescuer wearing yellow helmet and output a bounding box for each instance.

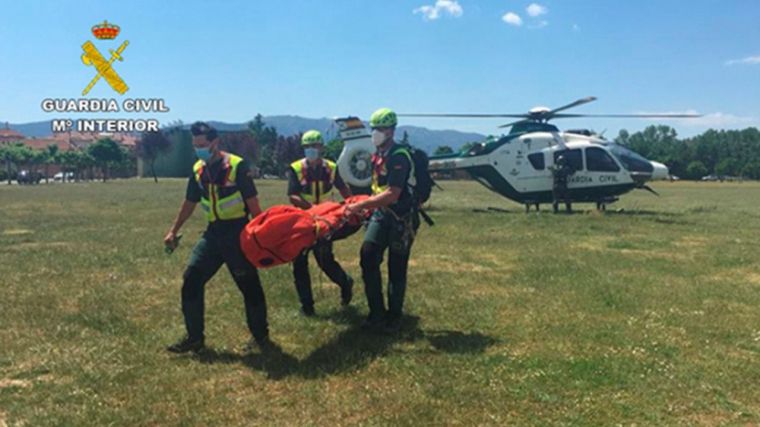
[345,108,420,333]
[164,122,270,353]
[287,130,354,316]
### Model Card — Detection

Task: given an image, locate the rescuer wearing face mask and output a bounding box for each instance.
[287,130,354,316]
[344,108,420,333]
[163,122,270,353]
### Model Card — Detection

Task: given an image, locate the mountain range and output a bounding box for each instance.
[4,116,487,154]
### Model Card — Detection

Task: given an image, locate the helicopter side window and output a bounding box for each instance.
[586,147,620,172]
[528,153,545,170]
[554,149,583,171]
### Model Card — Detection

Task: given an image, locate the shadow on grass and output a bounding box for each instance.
[185,306,497,380]
[602,209,683,217]
[425,330,498,354]
[602,209,692,225]
[190,342,300,380]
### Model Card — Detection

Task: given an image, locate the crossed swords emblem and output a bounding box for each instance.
[81,40,129,96]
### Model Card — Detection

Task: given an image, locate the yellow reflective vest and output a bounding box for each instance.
[290,159,337,204]
[193,152,247,222]
[371,146,413,195]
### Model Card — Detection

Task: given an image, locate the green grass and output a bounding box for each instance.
[1,179,759,426]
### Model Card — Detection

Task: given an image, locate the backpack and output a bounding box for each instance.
[393,144,435,204]
[393,144,436,226]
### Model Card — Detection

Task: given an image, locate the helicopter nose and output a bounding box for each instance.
[651,161,669,180]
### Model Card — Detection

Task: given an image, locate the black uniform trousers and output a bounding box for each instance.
[360,209,420,322]
[181,219,268,342]
[292,239,350,309]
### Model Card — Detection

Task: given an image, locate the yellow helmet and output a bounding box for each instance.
[369,108,398,128]
[301,130,323,146]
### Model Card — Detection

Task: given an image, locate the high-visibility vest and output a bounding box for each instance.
[290,159,338,204]
[371,146,413,195]
[193,152,247,222]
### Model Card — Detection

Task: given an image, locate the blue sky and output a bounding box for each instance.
[1,0,758,137]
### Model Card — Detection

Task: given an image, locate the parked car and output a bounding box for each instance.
[53,172,74,182]
[17,170,43,185]
[701,175,719,182]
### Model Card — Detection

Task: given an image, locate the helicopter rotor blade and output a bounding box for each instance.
[553,113,702,118]
[548,96,598,115]
[398,113,529,118]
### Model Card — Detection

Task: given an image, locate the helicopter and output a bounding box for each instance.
[333,97,700,211]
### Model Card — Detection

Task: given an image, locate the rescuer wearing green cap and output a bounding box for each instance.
[287,130,354,316]
[164,122,270,353]
[345,108,420,333]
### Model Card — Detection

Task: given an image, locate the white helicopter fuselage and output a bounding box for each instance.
[428,129,668,205]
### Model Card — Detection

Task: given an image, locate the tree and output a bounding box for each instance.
[87,138,124,182]
[220,131,258,172]
[58,150,78,181]
[715,158,737,178]
[44,144,59,183]
[323,138,344,161]
[685,161,708,180]
[248,114,279,176]
[275,134,304,176]
[28,149,46,178]
[0,145,19,184]
[112,147,136,178]
[59,150,95,182]
[1,144,34,184]
[137,130,172,182]
[433,145,454,156]
[460,141,478,153]
[741,161,760,180]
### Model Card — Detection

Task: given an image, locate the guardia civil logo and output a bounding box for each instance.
[81,20,129,96]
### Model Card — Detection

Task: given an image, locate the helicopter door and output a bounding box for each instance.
[583,146,628,187]
[553,149,589,189]
[521,151,552,192]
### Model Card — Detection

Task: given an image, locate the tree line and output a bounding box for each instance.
[4,119,759,184]
[614,125,760,180]
[0,138,135,184]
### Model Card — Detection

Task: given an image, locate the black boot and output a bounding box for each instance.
[300,305,316,317]
[340,276,354,306]
[166,335,204,353]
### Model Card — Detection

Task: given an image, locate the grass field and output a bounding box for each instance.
[1,179,759,426]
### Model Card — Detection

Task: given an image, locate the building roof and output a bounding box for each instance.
[0,127,24,140]
[52,131,138,149]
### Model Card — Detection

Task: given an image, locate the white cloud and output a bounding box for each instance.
[725,55,760,66]
[502,12,523,26]
[526,3,548,17]
[413,0,463,21]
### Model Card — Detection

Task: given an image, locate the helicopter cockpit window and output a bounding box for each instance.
[528,153,545,170]
[554,149,583,171]
[605,143,654,173]
[586,147,620,172]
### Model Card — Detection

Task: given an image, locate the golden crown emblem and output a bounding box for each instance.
[91,20,120,40]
